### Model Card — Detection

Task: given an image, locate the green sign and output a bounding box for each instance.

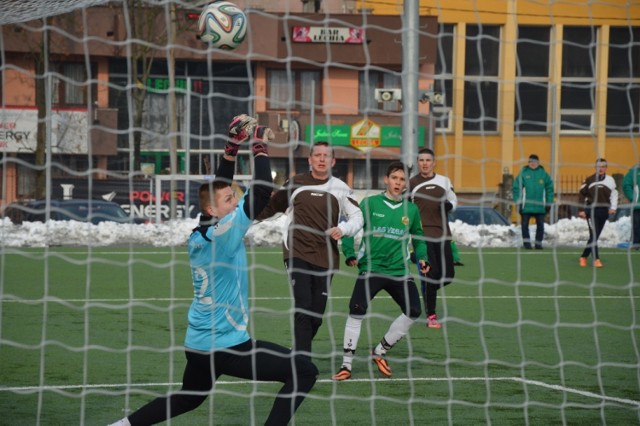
[146,78,204,94]
[305,124,425,147]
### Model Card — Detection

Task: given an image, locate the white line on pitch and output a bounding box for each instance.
[2,376,637,407]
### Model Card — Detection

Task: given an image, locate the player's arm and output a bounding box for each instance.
[216,113,257,182]
[446,181,458,212]
[622,170,634,202]
[512,173,521,205]
[577,177,591,218]
[335,195,363,238]
[243,126,274,220]
[545,174,555,207]
[254,183,289,221]
[609,180,619,213]
[341,200,366,265]
[410,209,430,273]
[341,236,358,267]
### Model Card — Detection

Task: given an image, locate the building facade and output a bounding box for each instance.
[1,1,639,219]
[356,0,640,204]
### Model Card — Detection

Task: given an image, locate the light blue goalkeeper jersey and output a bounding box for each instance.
[185,195,252,352]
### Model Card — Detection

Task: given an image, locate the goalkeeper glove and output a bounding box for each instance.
[225,114,257,156]
[251,125,274,156]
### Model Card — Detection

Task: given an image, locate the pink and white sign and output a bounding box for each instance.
[292,26,365,44]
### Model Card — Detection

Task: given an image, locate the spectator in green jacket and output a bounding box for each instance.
[512,154,555,250]
[622,163,640,249]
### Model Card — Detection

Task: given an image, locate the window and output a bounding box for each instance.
[515,26,550,133]
[52,62,96,107]
[464,25,500,132]
[561,27,597,133]
[358,69,402,113]
[267,69,321,111]
[352,159,393,190]
[606,26,640,134]
[433,24,454,132]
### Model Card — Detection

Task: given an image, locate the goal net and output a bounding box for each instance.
[1,1,639,425]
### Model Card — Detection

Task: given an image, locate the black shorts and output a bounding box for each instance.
[348,273,422,319]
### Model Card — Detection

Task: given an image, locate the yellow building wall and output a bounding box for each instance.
[456,135,504,192]
[355,0,640,196]
[363,0,640,24]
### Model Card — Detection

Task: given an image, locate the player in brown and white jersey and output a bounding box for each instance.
[258,142,363,359]
[578,158,618,268]
[409,148,458,329]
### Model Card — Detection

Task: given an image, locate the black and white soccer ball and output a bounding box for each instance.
[197,2,247,50]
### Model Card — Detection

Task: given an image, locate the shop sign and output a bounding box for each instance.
[306,121,425,151]
[292,26,365,44]
[350,118,380,151]
[146,78,204,93]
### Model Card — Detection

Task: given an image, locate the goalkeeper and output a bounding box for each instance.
[109,115,318,426]
[333,162,429,381]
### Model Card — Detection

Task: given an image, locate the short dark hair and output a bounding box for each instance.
[310,141,333,156]
[386,161,406,177]
[198,179,231,212]
[418,147,434,157]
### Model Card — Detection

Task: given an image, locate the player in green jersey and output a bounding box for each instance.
[332,162,430,381]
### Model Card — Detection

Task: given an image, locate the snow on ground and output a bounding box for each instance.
[0,215,633,249]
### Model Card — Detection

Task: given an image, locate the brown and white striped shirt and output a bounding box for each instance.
[409,173,458,240]
[258,173,363,269]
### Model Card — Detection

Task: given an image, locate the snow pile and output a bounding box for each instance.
[0,215,632,249]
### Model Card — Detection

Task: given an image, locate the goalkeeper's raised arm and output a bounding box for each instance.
[108,114,317,426]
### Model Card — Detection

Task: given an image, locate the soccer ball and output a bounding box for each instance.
[197,2,247,50]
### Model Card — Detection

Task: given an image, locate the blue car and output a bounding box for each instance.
[4,199,146,225]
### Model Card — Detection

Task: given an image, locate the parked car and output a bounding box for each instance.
[449,205,511,226]
[3,199,146,225]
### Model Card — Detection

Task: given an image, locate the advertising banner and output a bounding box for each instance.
[305,121,425,152]
[51,178,200,221]
[0,108,89,153]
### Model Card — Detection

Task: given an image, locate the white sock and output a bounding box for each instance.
[342,315,363,370]
[107,418,131,426]
[377,314,416,354]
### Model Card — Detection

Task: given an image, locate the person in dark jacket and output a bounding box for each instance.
[512,154,554,249]
[622,163,640,249]
[578,158,618,268]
